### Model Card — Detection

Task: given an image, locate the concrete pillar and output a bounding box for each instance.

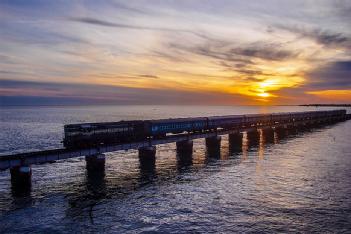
[312,120,321,128]
[85,154,106,188]
[10,166,32,196]
[296,123,308,131]
[86,159,106,197]
[262,127,274,143]
[206,136,221,158]
[176,140,193,155]
[275,126,287,138]
[86,153,105,172]
[229,132,243,153]
[176,140,193,166]
[138,146,156,172]
[246,129,259,147]
[319,119,327,126]
[286,125,298,135]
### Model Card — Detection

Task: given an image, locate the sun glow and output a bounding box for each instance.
[257,92,270,97]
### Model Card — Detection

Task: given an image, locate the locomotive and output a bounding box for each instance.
[63,110,346,149]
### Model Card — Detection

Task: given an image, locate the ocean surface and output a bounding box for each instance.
[0,105,351,233]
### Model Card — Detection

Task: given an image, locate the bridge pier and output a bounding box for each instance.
[229,132,243,152]
[299,122,309,130]
[86,153,106,172]
[206,136,221,158]
[176,140,193,164]
[274,126,288,141]
[286,124,298,134]
[85,155,106,196]
[176,140,193,155]
[327,118,335,124]
[261,127,274,143]
[85,154,106,183]
[311,120,322,128]
[176,140,193,169]
[138,146,156,171]
[246,129,259,146]
[321,118,329,125]
[10,166,32,196]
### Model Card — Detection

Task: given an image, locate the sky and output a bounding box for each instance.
[0,0,350,105]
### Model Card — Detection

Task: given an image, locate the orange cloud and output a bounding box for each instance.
[306,90,351,102]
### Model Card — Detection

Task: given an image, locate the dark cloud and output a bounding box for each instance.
[164,39,297,80]
[0,79,252,106]
[151,50,191,63]
[0,70,17,74]
[69,17,191,34]
[228,68,281,78]
[300,29,349,48]
[232,69,262,76]
[306,60,351,89]
[275,25,351,49]
[110,1,149,15]
[139,74,159,79]
[229,46,297,61]
[168,40,297,64]
[70,17,125,28]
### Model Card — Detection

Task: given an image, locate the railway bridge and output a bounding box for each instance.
[1,110,350,194]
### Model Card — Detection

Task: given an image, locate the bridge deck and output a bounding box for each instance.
[1,114,350,171]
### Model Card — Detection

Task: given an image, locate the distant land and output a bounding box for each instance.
[300,104,351,107]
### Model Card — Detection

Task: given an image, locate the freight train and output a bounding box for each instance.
[63,110,346,149]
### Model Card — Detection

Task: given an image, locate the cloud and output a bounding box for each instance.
[304,90,351,104]
[69,17,192,34]
[229,45,298,61]
[275,25,351,49]
[110,1,149,15]
[167,39,298,65]
[139,74,159,79]
[306,60,351,89]
[0,79,254,105]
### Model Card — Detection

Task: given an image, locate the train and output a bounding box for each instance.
[63,110,346,149]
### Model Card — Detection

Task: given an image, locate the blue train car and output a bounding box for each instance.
[207,115,244,129]
[243,114,272,126]
[334,109,346,117]
[272,112,293,123]
[148,117,208,137]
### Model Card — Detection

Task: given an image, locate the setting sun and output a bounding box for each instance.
[257,92,270,98]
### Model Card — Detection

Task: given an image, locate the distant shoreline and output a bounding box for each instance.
[1,103,350,107]
[299,104,351,107]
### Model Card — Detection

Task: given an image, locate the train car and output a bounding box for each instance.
[63,110,347,149]
[243,114,260,126]
[335,109,347,117]
[244,114,272,126]
[254,114,271,125]
[207,115,244,130]
[290,111,308,122]
[272,112,304,123]
[148,117,208,137]
[63,120,145,148]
